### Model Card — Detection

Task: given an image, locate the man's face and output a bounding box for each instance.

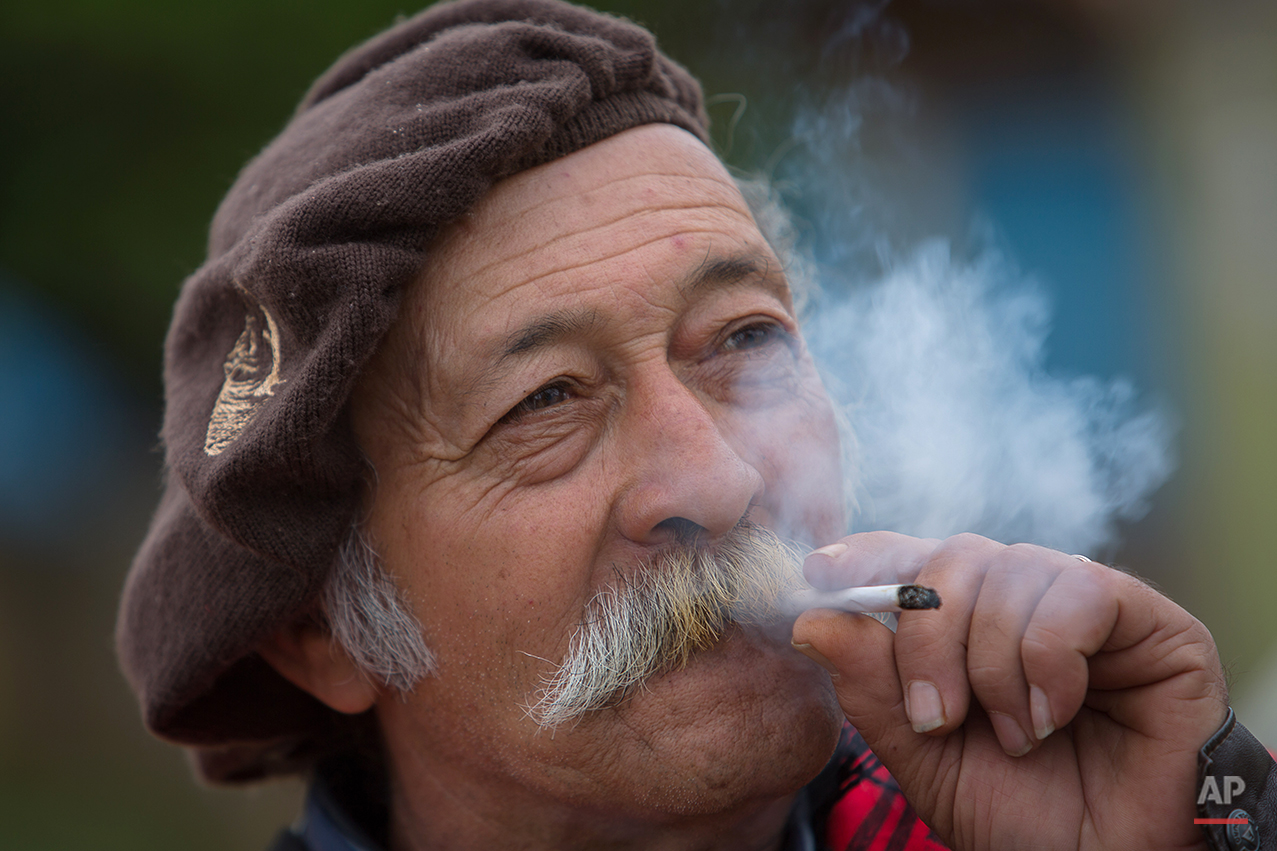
[353,125,846,829]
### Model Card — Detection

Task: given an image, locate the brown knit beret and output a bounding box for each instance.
[117,0,708,782]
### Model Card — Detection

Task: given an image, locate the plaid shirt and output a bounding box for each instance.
[273,724,949,851]
[808,725,949,851]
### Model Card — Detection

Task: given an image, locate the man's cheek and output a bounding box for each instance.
[409,590,576,716]
[726,407,843,538]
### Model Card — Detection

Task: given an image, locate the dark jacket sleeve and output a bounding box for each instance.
[1198,708,1275,851]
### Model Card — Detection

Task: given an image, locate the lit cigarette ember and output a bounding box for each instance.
[785,584,943,614]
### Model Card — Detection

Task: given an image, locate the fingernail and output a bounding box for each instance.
[989,712,1033,757]
[791,642,840,677]
[808,542,848,559]
[1029,685,1054,740]
[905,681,945,733]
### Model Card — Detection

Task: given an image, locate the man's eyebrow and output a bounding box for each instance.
[499,309,603,362]
[458,310,601,399]
[684,251,787,300]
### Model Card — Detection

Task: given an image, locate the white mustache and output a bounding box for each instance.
[528,520,807,729]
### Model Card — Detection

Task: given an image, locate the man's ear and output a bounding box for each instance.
[258,620,379,715]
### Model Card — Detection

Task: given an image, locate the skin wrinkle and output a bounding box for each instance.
[471,168,746,236]
[355,348,436,456]
[443,168,753,268]
[480,272,791,434]
[465,220,762,311]
[436,199,751,291]
[463,281,791,461]
[359,329,471,470]
[496,254,780,372]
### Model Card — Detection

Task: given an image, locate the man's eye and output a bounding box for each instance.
[722,322,784,353]
[500,381,573,424]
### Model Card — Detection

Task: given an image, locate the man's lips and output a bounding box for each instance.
[644,620,803,682]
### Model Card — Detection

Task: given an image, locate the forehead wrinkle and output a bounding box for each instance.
[488,222,755,303]
[444,200,756,290]
[448,248,789,406]
[472,169,743,229]
[442,241,787,403]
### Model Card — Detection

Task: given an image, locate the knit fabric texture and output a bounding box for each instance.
[116,0,708,783]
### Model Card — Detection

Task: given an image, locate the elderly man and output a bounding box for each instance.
[118,1,1273,849]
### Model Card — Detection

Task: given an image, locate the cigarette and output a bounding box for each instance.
[784,584,942,614]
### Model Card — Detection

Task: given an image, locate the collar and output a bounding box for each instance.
[294,770,383,851]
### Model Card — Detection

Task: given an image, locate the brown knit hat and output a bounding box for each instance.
[117,0,708,783]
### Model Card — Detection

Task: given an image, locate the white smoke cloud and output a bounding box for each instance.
[805,240,1173,556]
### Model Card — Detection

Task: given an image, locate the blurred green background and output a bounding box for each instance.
[2,0,1275,848]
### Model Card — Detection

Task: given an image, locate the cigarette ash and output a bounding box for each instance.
[897,584,942,610]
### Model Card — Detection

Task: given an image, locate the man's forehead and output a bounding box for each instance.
[415,246,790,413]
[366,124,794,422]
[490,250,788,363]
[429,126,749,273]
[404,125,783,331]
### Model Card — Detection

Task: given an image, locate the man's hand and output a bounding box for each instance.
[791,532,1228,851]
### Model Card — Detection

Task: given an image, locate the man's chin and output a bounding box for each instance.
[562,625,843,813]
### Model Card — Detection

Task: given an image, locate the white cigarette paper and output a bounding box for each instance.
[784,584,942,615]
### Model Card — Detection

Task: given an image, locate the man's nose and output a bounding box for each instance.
[613,368,764,546]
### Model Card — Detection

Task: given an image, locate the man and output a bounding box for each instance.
[117,1,1274,849]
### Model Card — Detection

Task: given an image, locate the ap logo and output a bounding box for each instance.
[1198,775,1246,805]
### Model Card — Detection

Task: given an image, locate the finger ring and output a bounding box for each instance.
[1071,554,1091,562]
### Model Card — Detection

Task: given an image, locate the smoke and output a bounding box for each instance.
[805,241,1173,555]
[747,43,1174,556]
